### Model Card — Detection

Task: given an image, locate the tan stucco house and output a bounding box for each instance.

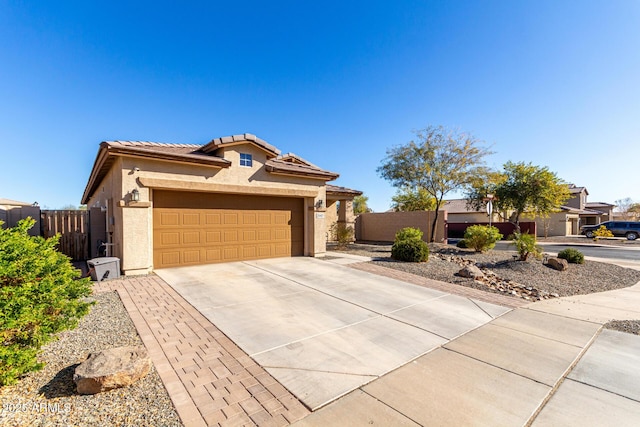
[81,134,359,275]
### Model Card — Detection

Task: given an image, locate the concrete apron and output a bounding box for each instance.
[295,280,640,426]
[156,257,510,410]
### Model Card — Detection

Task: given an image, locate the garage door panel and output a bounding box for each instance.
[224,213,238,224]
[153,191,304,268]
[160,212,180,226]
[206,249,222,262]
[206,231,221,243]
[224,230,239,242]
[183,213,201,225]
[224,247,239,260]
[183,231,201,244]
[205,213,221,224]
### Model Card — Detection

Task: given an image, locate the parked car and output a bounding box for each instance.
[580,221,640,240]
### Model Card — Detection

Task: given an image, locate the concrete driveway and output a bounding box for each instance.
[156,257,510,409]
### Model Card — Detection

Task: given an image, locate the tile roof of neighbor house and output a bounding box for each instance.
[586,202,615,208]
[441,199,483,213]
[0,198,34,207]
[326,185,363,197]
[82,135,339,203]
[568,184,588,195]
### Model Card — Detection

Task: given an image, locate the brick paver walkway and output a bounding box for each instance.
[93,276,310,427]
[349,262,528,309]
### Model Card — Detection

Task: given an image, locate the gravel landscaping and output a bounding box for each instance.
[0,291,182,427]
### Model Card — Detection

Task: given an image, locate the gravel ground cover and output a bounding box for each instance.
[0,291,182,427]
[333,242,640,335]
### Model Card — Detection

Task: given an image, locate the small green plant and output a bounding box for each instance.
[0,218,93,386]
[463,225,503,252]
[557,248,585,264]
[391,239,429,262]
[511,232,542,261]
[593,225,614,239]
[331,222,354,250]
[456,239,468,249]
[391,227,429,262]
[394,227,424,242]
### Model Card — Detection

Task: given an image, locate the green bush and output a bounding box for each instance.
[330,223,354,250]
[511,232,542,261]
[394,227,424,242]
[557,248,585,264]
[391,239,429,262]
[463,225,503,252]
[456,239,468,248]
[0,218,93,386]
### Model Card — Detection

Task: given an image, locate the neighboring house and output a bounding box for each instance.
[536,185,615,236]
[0,198,41,236]
[443,184,615,237]
[441,199,498,223]
[81,134,360,275]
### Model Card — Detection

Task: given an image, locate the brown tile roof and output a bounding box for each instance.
[264,158,339,180]
[568,184,588,195]
[586,202,615,208]
[441,199,483,213]
[201,133,280,157]
[82,136,339,203]
[326,185,363,197]
[82,141,232,204]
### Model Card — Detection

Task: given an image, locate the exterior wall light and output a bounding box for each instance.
[131,189,140,202]
[315,199,324,209]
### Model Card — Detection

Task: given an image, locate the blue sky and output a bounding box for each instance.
[1,1,638,211]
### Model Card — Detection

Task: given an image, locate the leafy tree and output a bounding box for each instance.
[378,126,492,242]
[615,198,639,220]
[58,204,87,210]
[352,195,370,214]
[391,187,436,211]
[0,218,93,385]
[467,161,570,231]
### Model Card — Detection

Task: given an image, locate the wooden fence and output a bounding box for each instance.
[41,210,90,260]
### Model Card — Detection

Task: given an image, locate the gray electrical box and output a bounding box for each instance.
[87,257,121,282]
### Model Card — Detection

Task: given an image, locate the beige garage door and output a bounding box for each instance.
[153,191,304,268]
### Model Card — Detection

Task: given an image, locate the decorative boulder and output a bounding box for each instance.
[547,257,569,271]
[74,346,151,395]
[456,265,485,279]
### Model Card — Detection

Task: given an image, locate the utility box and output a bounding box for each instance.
[87,257,121,282]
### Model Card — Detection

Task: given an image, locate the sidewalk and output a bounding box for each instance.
[295,280,640,426]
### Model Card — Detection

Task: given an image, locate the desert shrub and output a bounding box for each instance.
[456,239,468,248]
[330,222,354,250]
[593,225,614,238]
[0,218,93,385]
[557,248,585,264]
[394,227,424,242]
[463,225,503,252]
[391,239,429,262]
[511,232,542,261]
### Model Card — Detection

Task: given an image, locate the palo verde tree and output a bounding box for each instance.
[391,187,436,212]
[378,126,493,242]
[467,161,570,231]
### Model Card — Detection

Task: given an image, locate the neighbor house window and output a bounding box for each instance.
[240,153,253,167]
